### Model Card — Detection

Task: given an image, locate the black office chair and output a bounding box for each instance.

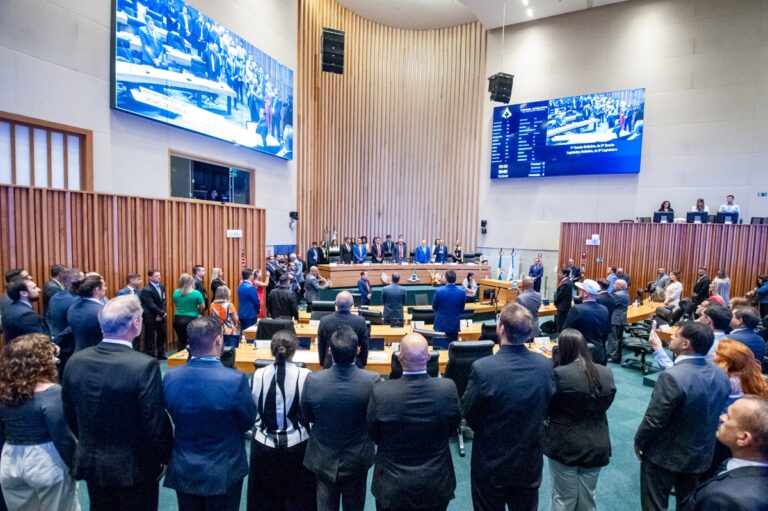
[751,217,763,225]
[310,310,333,321]
[221,346,236,368]
[407,306,432,314]
[359,309,384,325]
[411,310,435,325]
[638,217,652,223]
[310,300,336,312]
[460,309,475,321]
[412,328,446,345]
[480,322,498,343]
[389,351,440,379]
[443,341,495,456]
[255,318,295,340]
[351,293,362,308]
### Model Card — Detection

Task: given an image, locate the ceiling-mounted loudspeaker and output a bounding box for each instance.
[481,219,488,235]
[488,73,514,103]
[321,28,345,74]
[289,211,299,221]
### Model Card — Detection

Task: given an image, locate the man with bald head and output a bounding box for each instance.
[516,276,542,338]
[317,291,369,368]
[305,266,330,306]
[367,333,461,511]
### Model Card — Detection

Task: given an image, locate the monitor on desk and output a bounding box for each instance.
[686,212,709,224]
[653,212,674,223]
[715,212,739,224]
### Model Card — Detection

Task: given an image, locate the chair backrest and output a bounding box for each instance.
[310,310,333,321]
[751,216,763,225]
[310,300,336,312]
[351,293,362,308]
[460,309,475,321]
[255,318,295,340]
[411,310,435,325]
[444,340,495,397]
[412,327,446,342]
[407,306,432,314]
[359,308,384,325]
[480,322,499,343]
[414,293,429,306]
[432,337,452,350]
[389,351,440,379]
[638,217,651,223]
[221,346,236,368]
[253,359,306,370]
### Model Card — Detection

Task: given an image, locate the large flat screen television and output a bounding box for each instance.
[111,0,293,159]
[491,88,645,179]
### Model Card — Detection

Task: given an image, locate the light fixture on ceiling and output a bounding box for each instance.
[522,0,529,5]
[527,8,533,17]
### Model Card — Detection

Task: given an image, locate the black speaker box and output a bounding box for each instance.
[321,28,345,74]
[289,211,299,220]
[488,72,514,103]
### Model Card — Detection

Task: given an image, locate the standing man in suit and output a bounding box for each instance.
[729,306,765,361]
[563,279,610,365]
[596,280,616,322]
[368,333,461,511]
[0,278,46,342]
[382,273,406,325]
[414,240,431,264]
[353,238,368,264]
[163,316,256,511]
[62,295,173,511]
[370,236,384,263]
[67,274,107,352]
[305,266,330,307]
[687,395,768,510]
[382,235,396,262]
[689,267,711,315]
[0,269,29,319]
[433,240,448,263]
[554,268,574,333]
[140,270,167,360]
[317,291,369,368]
[267,274,299,320]
[634,321,730,511]
[307,241,321,268]
[340,237,354,264]
[462,302,555,511]
[237,269,260,330]
[528,257,544,293]
[432,270,465,341]
[567,258,582,281]
[516,276,542,338]
[116,273,142,297]
[357,271,372,306]
[394,235,408,263]
[47,269,83,372]
[192,264,208,307]
[42,263,66,316]
[301,326,381,511]
[608,279,630,363]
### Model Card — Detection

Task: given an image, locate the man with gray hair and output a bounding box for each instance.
[463,302,555,511]
[317,291,369,368]
[305,266,330,306]
[516,276,542,338]
[62,295,173,511]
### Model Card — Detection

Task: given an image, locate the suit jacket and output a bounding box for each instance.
[528,264,544,292]
[554,279,574,313]
[62,342,173,487]
[393,242,408,263]
[237,281,260,320]
[432,283,466,335]
[304,274,323,305]
[353,244,368,264]
[728,328,765,361]
[140,283,166,319]
[370,243,384,263]
[307,247,320,268]
[47,292,79,350]
[568,265,582,280]
[317,311,369,368]
[0,301,46,342]
[115,286,141,297]
[357,278,371,306]
[433,245,448,263]
[163,358,256,495]
[611,290,630,326]
[414,245,431,264]
[382,240,395,259]
[340,243,354,264]
[462,344,555,487]
[42,278,64,314]
[194,278,208,305]
[563,301,610,349]
[267,286,299,320]
[516,290,542,338]
[368,374,461,508]
[692,276,712,304]
[301,365,380,481]
[382,284,406,323]
[635,357,730,473]
[67,299,104,352]
[688,465,768,511]
[596,292,616,323]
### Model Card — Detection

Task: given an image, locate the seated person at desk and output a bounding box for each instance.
[317,291,369,368]
[657,200,674,216]
[382,273,406,324]
[462,272,478,302]
[414,240,431,264]
[718,194,740,215]
[691,198,709,213]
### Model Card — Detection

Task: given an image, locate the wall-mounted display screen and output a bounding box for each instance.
[491,88,645,179]
[111,0,293,159]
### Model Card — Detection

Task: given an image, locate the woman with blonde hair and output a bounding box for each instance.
[210,285,240,348]
[714,339,768,407]
[173,273,205,351]
[0,334,80,510]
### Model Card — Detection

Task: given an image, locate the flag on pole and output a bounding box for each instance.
[497,249,504,280]
[323,228,330,260]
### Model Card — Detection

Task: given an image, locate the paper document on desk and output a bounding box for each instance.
[293,351,317,364]
[368,352,388,361]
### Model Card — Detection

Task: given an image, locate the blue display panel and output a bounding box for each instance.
[491,88,645,179]
[111,0,293,159]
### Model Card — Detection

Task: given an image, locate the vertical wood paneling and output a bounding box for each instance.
[558,222,768,298]
[0,185,266,341]
[297,0,486,252]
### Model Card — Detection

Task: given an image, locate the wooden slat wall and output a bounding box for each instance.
[0,185,266,340]
[297,0,486,252]
[559,222,768,298]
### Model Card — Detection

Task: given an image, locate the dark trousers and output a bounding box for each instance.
[247,440,316,511]
[173,314,197,351]
[471,470,538,511]
[610,324,624,361]
[640,458,699,511]
[555,310,569,333]
[240,317,258,332]
[316,472,367,511]
[143,316,167,358]
[177,480,243,511]
[87,479,159,511]
[376,503,448,511]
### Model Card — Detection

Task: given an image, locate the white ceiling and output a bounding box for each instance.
[336,0,631,30]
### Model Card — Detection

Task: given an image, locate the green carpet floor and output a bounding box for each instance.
[77,361,656,510]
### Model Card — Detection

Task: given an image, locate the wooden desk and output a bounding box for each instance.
[478,278,521,305]
[243,322,484,344]
[317,263,490,288]
[297,302,555,323]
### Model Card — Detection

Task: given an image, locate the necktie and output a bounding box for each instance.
[399,245,403,258]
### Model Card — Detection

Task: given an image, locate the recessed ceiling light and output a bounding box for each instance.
[527,8,533,17]
[522,0,529,6]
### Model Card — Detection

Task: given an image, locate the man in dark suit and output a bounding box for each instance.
[462,302,555,511]
[689,267,711,316]
[0,278,46,342]
[516,276,542,338]
[368,332,461,511]
[357,271,372,306]
[68,274,107,352]
[116,273,142,298]
[382,235,396,262]
[317,291,369,368]
[686,395,768,511]
[62,295,173,511]
[353,238,368,264]
[163,316,256,511]
[140,270,167,360]
[554,267,573,332]
[47,269,82,373]
[563,279,610,364]
[432,270,465,340]
[596,279,616,321]
[393,235,407,263]
[237,269,260,330]
[42,263,66,316]
[192,265,208,306]
[608,279,630,363]
[528,257,544,293]
[728,306,766,361]
[340,237,354,264]
[301,326,380,511]
[267,274,299,320]
[567,258,581,281]
[370,236,384,263]
[382,273,406,324]
[634,321,730,511]
[307,241,321,268]
[433,240,448,263]
[0,268,29,319]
